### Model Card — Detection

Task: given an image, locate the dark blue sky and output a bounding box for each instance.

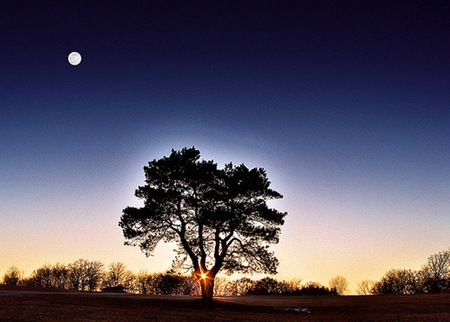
[1,1,449,289]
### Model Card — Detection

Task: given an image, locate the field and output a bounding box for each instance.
[1,286,449,321]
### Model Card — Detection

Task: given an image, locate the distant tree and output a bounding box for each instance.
[68,259,104,291]
[134,270,152,294]
[133,271,199,295]
[103,262,126,287]
[329,275,349,295]
[413,266,431,294]
[26,263,70,289]
[426,249,450,293]
[298,281,336,295]
[84,260,104,291]
[136,271,156,295]
[102,262,135,290]
[135,270,165,295]
[2,266,22,286]
[282,278,303,294]
[213,277,234,296]
[120,147,286,301]
[51,263,70,289]
[68,259,87,290]
[231,277,254,296]
[156,271,190,295]
[248,277,280,295]
[428,249,450,280]
[356,280,375,295]
[372,269,418,295]
[29,264,53,288]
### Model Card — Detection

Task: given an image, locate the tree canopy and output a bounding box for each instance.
[119,147,287,300]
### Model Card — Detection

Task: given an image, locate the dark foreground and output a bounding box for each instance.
[0,286,449,321]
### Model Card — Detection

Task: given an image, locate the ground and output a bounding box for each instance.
[0,286,449,321]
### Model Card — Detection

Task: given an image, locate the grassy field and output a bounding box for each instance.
[0,286,449,321]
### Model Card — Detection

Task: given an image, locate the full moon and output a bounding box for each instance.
[68,52,82,66]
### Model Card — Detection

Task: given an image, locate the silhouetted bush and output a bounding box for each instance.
[422,277,450,294]
[133,271,199,295]
[372,269,419,295]
[247,277,279,295]
[229,277,254,296]
[292,281,337,295]
[244,279,335,296]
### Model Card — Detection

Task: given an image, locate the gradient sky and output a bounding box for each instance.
[1,1,449,293]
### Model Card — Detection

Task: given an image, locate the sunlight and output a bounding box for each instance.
[197,267,211,281]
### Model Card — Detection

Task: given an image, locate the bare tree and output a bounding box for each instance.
[428,249,450,280]
[103,262,134,289]
[423,249,450,293]
[413,266,431,294]
[85,260,104,291]
[284,278,302,293]
[68,259,104,291]
[51,263,70,289]
[30,264,53,288]
[68,259,87,290]
[135,270,154,295]
[213,277,233,296]
[356,280,375,295]
[329,275,349,295]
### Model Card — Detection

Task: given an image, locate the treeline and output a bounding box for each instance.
[5,247,447,296]
[1,260,337,296]
[357,248,450,295]
[2,260,198,295]
[216,277,337,296]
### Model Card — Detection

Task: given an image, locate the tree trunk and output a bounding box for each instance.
[199,274,215,302]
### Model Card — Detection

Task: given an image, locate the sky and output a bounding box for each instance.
[1,1,449,293]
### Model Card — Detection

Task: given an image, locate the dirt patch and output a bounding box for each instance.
[0,287,449,321]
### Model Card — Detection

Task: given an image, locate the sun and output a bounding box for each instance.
[201,273,207,280]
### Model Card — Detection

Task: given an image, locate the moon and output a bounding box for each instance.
[68,52,82,66]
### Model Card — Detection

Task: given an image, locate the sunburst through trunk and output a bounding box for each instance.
[196,269,215,302]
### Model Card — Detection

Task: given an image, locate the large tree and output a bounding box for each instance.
[119,147,286,301]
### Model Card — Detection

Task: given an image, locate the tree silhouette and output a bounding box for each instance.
[426,249,450,293]
[68,259,104,291]
[2,266,22,286]
[102,262,134,289]
[119,147,286,301]
[329,275,349,295]
[372,269,418,295]
[427,249,450,280]
[356,280,375,295]
[30,264,53,288]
